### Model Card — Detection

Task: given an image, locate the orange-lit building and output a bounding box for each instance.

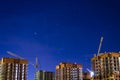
[0,57,28,80]
[91,52,120,80]
[83,72,91,80]
[56,62,83,80]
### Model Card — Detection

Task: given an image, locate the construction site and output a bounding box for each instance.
[0,37,120,80]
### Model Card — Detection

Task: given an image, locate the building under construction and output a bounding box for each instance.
[56,62,83,80]
[35,70,55,80]
[0,57,28,80]
[83,72,91,80]
[91,52,120,80]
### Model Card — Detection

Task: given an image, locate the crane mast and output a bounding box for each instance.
[87,37,104,79]
[97,37,103,56]
[35,57,39,71]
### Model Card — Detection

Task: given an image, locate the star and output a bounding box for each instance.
[34,32,37,35]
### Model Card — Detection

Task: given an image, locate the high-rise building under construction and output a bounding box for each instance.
[35,70,55,80]
[0,57,28,80]
[56,62,83,80]
[91,52,120,80]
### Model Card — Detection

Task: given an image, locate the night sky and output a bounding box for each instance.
[0,0,120,80]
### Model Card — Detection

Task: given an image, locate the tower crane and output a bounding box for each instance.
[97,37,103,71]
[6,51,39,71]
[7,51,24,59]
[86,37,104,80]
[97,37,103,56]
[35,57,39,71]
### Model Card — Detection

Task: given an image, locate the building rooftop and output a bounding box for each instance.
[92,52,120,61]
[56,62,82,69]
[0,57,28,64]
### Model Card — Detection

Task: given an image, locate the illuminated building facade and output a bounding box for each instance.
[91,52,120,80]
[0,57,28,80]
[35,70,55,80]
[56,62,83,80]
[83,72,91,80]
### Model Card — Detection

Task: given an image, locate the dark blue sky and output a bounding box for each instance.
[0,0,120,80]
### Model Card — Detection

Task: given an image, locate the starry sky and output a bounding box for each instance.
[0,0,120,80]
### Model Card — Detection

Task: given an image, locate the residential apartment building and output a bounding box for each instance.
[0,57,28,80]
[83,72,91,80]
[35,70,55,80]
[56,62,83,80]
[91,52,120,80]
